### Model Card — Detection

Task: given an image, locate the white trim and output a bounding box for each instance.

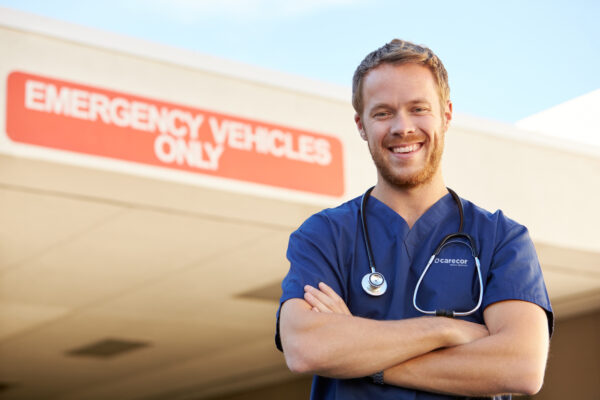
[452,114,600,158]
[0,138,343,207]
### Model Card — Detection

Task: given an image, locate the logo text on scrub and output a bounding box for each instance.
[434,258,469,267]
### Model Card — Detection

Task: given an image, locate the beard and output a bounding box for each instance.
[367,129,445,189]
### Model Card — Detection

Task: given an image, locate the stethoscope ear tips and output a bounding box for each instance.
[362,272,387,296]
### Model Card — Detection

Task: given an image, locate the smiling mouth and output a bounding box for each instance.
[389,143,422,154]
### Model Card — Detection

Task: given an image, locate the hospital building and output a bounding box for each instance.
[0,7,599,400]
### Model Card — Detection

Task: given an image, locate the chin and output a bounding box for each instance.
[379,167,436,189]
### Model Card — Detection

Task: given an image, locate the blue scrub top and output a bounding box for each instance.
[276,191,553,400]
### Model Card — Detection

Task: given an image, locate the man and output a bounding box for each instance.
[275,39,553,399]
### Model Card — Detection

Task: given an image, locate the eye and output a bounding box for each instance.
[413,105,431,114]
[373,111,391,119]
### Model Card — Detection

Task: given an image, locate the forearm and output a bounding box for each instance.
[384,335,537,395]
[286,314,448,378]
[384,303,550,396]
[280,299,486,378]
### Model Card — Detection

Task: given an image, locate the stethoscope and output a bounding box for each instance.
[360,187,484,318]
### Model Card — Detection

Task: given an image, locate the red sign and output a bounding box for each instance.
[6,71,344,196]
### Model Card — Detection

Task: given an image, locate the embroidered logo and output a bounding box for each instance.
[434,258,469,267]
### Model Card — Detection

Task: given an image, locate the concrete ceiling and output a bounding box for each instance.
[1,152,600,399]
[0,154,314,399]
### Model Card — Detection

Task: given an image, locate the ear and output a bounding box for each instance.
[355,113,368,141]
[443,100,453,130]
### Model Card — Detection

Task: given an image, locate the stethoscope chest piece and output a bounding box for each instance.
[358,186,481,312]
[362,272,387,296]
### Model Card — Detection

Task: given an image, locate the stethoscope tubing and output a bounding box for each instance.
[360,187,484,317]
[360,187,377,274]
[412,240,484,317]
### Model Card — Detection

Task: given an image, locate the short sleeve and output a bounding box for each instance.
[275,213,346,351]
[484,219,554,336]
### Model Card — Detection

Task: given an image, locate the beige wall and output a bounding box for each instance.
[533,309,600,399]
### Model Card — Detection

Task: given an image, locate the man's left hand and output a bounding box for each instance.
[304,282,352,316]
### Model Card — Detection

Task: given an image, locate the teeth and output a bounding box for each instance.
[391,144,419,153]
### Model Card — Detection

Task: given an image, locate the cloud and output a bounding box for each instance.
[136,0,364,23]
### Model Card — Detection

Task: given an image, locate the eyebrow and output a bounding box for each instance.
[369,103,391,111]
[406,98,432,105]
[368,98,432,111]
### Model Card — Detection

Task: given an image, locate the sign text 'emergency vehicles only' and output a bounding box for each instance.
[6,72,344,196]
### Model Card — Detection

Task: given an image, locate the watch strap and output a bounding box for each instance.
[370,370,384,385]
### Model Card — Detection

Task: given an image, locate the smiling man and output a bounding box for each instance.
[275,39,553,400]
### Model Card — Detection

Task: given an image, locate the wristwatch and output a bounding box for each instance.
[370,370,384,385]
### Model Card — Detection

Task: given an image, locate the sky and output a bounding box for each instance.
[1,0,599,124]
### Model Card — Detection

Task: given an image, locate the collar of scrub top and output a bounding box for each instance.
[360,186,484,318]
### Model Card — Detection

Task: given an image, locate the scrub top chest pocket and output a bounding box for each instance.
[414,237,483,318]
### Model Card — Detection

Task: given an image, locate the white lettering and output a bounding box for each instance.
[207,118,333,165]
[21,78,337,172]
[153,135,224,170]
[228,121,247,150]
[173,137,195,165]
[45,84,70,115]
[167,109,188,137]
[188,114,204,140]
[209,117,228,144]
[204,142,224,170]
[130,101,150,131]
[434,258,469,266]
[297,135,314,163]
[70,89,89,120]
[148,105,169,135]
[24,80,46,111]
[283,132,301,161]
[154,134,176,163]
[88,93,110,123]
[269,129,286,157]
[109,97,130,127]
[251,126,270,154]
[314,138,332,166]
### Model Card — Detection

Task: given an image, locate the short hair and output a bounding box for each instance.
[352,39,450,114]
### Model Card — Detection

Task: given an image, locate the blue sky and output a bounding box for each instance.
[1,0,598,123]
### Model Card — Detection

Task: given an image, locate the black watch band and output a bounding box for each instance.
[370,370,384,385]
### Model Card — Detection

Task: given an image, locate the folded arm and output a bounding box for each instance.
[383,300,550,396]
[279,283,489,378]
[300,283,550,396]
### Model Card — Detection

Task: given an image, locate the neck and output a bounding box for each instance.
[371,173,447,229]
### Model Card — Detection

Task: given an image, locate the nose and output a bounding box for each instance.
[390,111,416,136]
